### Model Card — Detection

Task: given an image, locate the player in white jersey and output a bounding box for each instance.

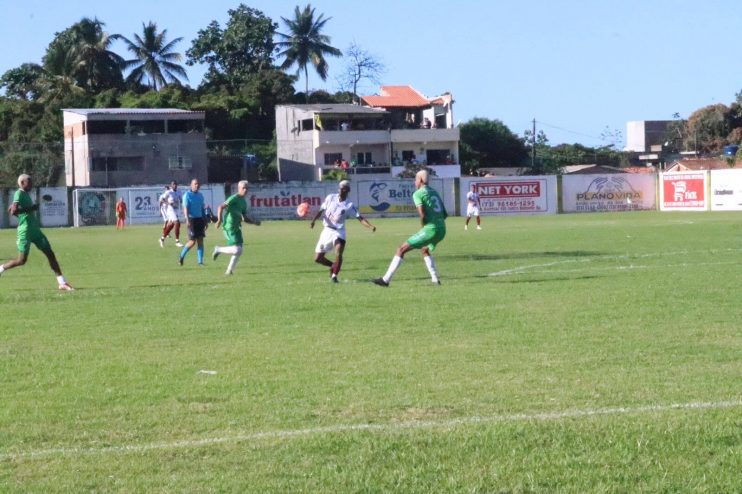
[464,184,482,230]
[159,180,184,247]
[310,180,376,283]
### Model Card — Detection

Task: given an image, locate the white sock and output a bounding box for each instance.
[382,256,403,283]
[424,256,439,282]
[225,246,243,274]
[0,265,5,274]
[226,255,241,274]
[56,275,66,285]
[216,246,240,255]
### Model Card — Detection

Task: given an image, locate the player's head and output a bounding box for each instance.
[471,183,477,191]
[237,180,249,196]
[338,180,350,197]
[190,178,200,191]
[415,169,429,188]
[18,174,32,191]
[170,180,178,190]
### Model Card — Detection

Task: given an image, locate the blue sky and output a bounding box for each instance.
[2,0,741,146]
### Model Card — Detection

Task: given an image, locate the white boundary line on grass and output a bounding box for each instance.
[2,399,741,461]
[488,248,742,277]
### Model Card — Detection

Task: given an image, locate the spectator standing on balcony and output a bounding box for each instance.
[465,184,482,230]
[341,159,349,170]
[340,121,349,131]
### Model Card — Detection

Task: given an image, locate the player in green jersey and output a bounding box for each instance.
[374,169,447,286]
[212,180,261,275]
[0,174,73,290]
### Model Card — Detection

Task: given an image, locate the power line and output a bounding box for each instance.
[535,120,607,142]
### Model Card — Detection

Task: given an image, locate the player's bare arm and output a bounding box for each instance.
[309,209,324,229]
[242,213,261,226]
[358,216,376,232]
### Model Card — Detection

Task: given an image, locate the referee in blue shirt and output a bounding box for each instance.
[179,178,207,265]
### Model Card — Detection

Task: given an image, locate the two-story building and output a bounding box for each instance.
[275,86,460,181]
[63,108,207,187]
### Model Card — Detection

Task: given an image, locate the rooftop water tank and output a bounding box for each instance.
[723,144,739,156]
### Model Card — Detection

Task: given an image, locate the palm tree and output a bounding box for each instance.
[70,18,126,91]
[42,17,125,91]
[276,4,342,101]
[119,22,188,90]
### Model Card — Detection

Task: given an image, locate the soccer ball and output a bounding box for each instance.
[296,202,311,218]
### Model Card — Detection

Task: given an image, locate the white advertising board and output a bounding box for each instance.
[244,182,328,219]
[356,178,445,216]
[460,176,557,215]
[121,185,226,224]
[659,171,708,211]
[709,169,742,211]
[39,187,69,226]
[124,187,165,224]
[561,174,657,212]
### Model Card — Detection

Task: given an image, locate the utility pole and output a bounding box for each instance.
[531,118,536,169]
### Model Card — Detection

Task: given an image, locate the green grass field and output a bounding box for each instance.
[1,211,741,493]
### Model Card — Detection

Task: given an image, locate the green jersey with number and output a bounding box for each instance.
[222,193,247,232]
[413,185,447,227]
[13,189,41,234]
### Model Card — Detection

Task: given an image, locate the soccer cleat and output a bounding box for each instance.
[225,271,233,276]
[159,237,165,248]
[464,225,468,230]
[58,282,74,291]
[476,225,482,230]
[175,241,184,247]
[331,275,339,283]
[372,278,389,287]
[212,248,220,261]
[178,257,184,266]
[432,279,441,285]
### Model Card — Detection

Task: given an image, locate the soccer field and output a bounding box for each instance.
[1,211,741,492]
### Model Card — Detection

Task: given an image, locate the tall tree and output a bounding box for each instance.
[186,5,277,87]
[459,118,528,173]
[43,17,125,91]
[276,4,342,101]
[338,42,384,103]
[119,22,188,90]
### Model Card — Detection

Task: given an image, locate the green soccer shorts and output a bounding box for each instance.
[407,223,446,252]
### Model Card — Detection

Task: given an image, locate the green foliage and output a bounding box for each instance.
[0,212,741,491]
[0,64,44,100]
[459,117,528,173]
[276,4,342,99]
[119,22,188,90]
[186,5,277,87]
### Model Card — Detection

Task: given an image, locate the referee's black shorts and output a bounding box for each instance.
[188,217,206,240]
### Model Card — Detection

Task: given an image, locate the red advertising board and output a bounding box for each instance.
[660,172,707,210]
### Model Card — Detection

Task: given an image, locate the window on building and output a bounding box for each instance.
[356,152,373,165]
[301,118,314,131]
[324,153,343,165]
[87,120,127,134]
[168,155,192,170]
[168,119,204,133]
[401,150,416,162]
[130,120,165,135]
[426,149,451,165]
[91,156,144,171]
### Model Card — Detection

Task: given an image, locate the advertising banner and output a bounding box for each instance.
[709,169,742,211]
[659,172,708,211]
[246,182,327,219]
[125,187,165,224]
[561,174,656,212]
[356,178,445,216]
[39,187,69,226]
[460,176,557,215]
